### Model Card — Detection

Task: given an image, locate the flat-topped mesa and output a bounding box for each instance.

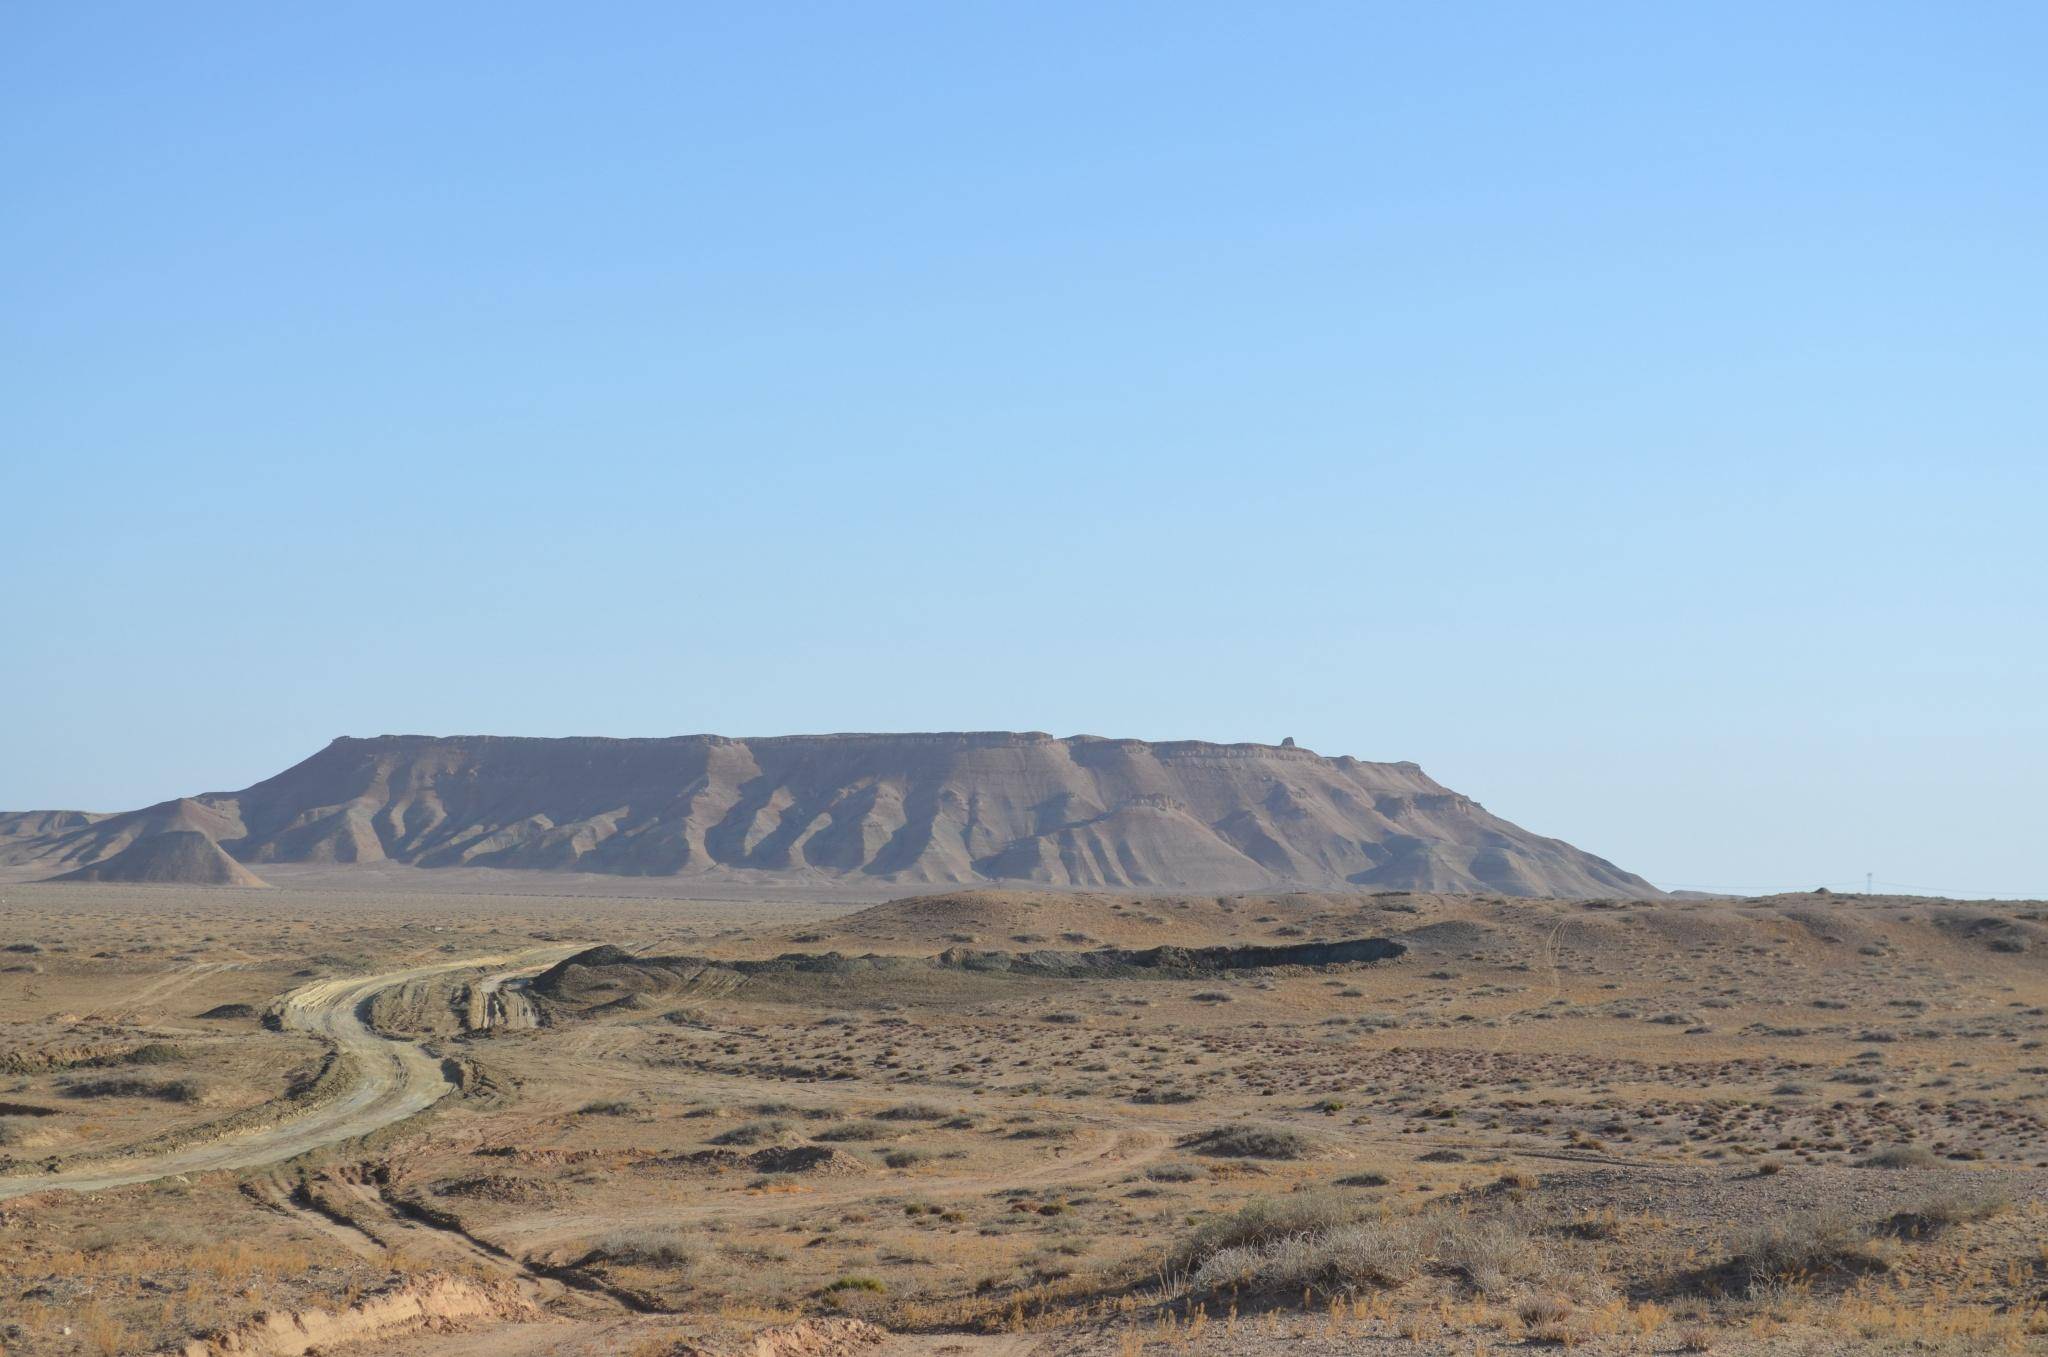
[12,732,1655,897]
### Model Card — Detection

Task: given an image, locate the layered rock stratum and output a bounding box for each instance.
[5,732,1654,896]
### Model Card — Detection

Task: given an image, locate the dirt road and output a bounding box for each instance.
[0,947,577,1201]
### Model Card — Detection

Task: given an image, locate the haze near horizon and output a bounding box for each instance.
[4,4,2043,896]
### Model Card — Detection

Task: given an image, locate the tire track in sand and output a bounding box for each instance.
[0,947,580,1201]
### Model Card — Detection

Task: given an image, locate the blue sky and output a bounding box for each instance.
[4,3,2043,894]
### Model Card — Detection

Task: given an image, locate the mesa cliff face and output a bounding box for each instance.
[9,733,1655,896]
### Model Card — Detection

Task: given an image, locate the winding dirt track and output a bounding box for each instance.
[0,948,578,1202]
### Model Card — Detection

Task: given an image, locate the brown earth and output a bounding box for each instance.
[1,880,2042,1357]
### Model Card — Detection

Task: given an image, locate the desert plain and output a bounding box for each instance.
[2,868,2045,1357]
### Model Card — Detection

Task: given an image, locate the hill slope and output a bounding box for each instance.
[2,732,1653,896]
[46,830,271,887]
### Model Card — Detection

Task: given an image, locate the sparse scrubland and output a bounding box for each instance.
[1,878,2044,1355]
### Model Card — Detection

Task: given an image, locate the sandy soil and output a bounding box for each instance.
[1,882,2043,1356]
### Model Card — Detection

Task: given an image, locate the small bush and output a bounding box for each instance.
[1705,1209,1886,1293]
[1172,1193,1362,1271]
[1880,1188,2012,1237]
[592,1227,696,1269]
[1857,1144,1936,1169]
[1190,1218,1425,1296]
[711,1118,790,1145]
[63,1076,202,1103]
[1145,1162,1203,1183]
[1435,1214,1547,1298]
[1182,1123,1316,1160]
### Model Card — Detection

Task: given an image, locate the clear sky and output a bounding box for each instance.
[4,4,2043,895]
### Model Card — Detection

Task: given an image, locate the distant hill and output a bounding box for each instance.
[4,732,1655,897]
[47,830,270,888]
[0,810,105,844]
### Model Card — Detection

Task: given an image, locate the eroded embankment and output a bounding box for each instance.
[532,936,1404,1010]
[165,1273,538,1356]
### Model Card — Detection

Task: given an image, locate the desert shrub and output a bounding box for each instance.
[1334,1171,1390,1188]
[882,1148,929,1168]
[875,1101,949,1122]
[1181,1123,1315,1160]
[1518,1293,1575,1327]
[592,1227,696,1269]
[814,1119,891,1142]
[1492,1169,1540,1192]
[1190,1217,1425,1296]
[1561,1208,1621,1240]
[63,1076,202,1103]
[77,1302,128,1357]
[711,1118,790,1145]
[1145,1162,1203,1183]
[1435,1213,1550,1298]
[1171,1193,1362,1271]
[824,1275,885,1293]
[82,1042,187,1067]
[1706,1209,1886,1293]
[1880,1188,2012,1237]
[1857,1143,1936,1169]
[1130,1087,1198,1105]
[576,1100,634,1117]
[1674,1323,1716,1351]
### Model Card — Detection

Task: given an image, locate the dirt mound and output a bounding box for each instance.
[2,732,1654,896]
[429,1172,560,1205]
[535,933,1402,1013]
[168,1273,537,1356]
[939,936,1404,976]
[45,831,269,887]
[655,1144,868,1177]
[745,1145,867,1175]
[676,1318,886,1357]
[814,889,1260,949]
